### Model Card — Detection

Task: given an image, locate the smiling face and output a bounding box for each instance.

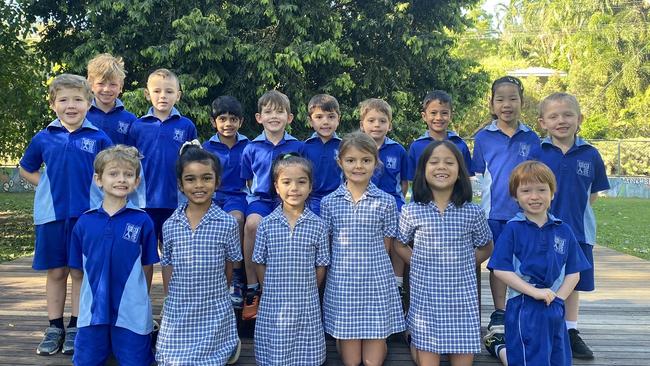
[422,99,452,138]
[338,146,377,186]
[50,87,92,132]
[424,144,459,193]
[255,103,293,137]
[515,181,553,221]
[360,108,391,145]
[179,161,219,207]
[274,164,312,210]
[91,76,123,111]
[539,100,582,145]
[211,113,242,140]
[309,107,340,141]
[95,161,139,201]
[491,83,522,127]
[145,75,181,119]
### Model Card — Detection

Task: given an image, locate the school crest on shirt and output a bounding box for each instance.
[79,138,96,153]
[577,160,591,177]
[173,128,186,142]
[123,223,141,243]
[117,121,129,135]
[385,156,397,169]
[518,143,531,158]
[553,235,566,255]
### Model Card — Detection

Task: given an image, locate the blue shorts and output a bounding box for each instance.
[574,242,595,291]
[73,325,153,366]
[245,198,279,217]
[144,208,175,243]
[33,218,78,270]
[505,294,571,366]
[488,219,508,243]
[214,191,248,214]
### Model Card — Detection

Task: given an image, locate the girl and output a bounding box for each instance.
[471,76,540,333]
[156,142,242,365]
[394,141,493,366]
[252,153,330,365]
[321,131,406,366]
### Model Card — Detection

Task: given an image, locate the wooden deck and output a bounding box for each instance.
[0,245,648,365]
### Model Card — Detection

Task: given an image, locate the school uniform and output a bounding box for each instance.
[533,137,610,291]
[240,132,303,217]
[203,133,250,213]
[253,206,330,366]
[488,213,591,366]
[156,203,242,365]
[68,202,159,366]
[372,136,408,210]
[300,132,342,215]
[472,121,540,240]
[397,201,491,354]
[406,131,473,180]
[19,119,112,270]
[128,107,197,239]
[321,183,405,339]
[86,98,137,145]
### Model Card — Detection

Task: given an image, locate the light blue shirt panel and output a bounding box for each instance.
[32,168,55,225]
[77,255,94,328]
[115,254,154,335]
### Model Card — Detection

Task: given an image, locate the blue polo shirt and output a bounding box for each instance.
[407,130,473,180]
[203,133,249,196]
[19,119,113,225]
[532,137,610,245]
[372,137,408,207]
[300,132,342,200]
[487,213,591,300]
[69,202,160,335]
[472,121,540,221]
[128,107,198,209]
[86,98,137,145]
[241,132,303,200]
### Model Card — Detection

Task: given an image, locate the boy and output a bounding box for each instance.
[19,74,113,355]
[240,90,303,320]
[487,161,590,366]
[69,145,159,366]
[128,68,197,252]
[534,93,610,359]
[300,94,343,216]
[203,95,249,309]
[86,53,138,145]
[407,90,472,181]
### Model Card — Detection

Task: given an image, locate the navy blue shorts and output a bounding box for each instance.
[245,198,278,217]
[33,218,78,270]
[73,325,153,366]
[144,208,175,243]
[214,191,247,214]
[574,242,595,291]
[488,219,508,243]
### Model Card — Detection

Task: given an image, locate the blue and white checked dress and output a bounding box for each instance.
[397,201,492,354]
[156,203,243,365]
[321,183,406,339]
[253,206,330,366]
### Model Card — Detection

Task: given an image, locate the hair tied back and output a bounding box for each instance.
[180,139,202,155]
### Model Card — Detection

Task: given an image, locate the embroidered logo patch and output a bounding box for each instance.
[123,223,141,243]
[80,138,96,153]
[553,236,566,255]
[518,143,531,158]
[577,160,591,177]
[173,129,186,142]
[385,156,397,169]
[117,121,129,135]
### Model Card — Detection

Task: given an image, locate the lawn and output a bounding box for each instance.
[0,193,648,262]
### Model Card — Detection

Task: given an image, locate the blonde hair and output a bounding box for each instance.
[509,161,557,197]
[48,74,94,105]
[87,53,126,83]
[538,92,581,117]
[258,90,291,114]
[147,68,180,90]
[359,98,392,121]
[94,145,142,176]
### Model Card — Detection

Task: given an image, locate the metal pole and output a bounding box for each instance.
[617,140,622,175]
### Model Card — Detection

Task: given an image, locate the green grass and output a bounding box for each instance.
[0,193,648,262]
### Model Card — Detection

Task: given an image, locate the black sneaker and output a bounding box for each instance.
[484,332,506,358]
[569,329,594,359]
[487,309,505,334]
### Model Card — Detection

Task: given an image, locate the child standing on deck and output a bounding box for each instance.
[156,144,242,365]
[472,76,540,335]
[253,154,330,366]
[394,140,493,366]
[321,131,406,366]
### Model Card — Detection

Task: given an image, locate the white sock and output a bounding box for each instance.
[566,320,578,330]
[395,276,404,287]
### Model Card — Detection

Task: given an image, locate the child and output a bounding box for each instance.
[487,161,590,366]
[253,154,329,365]
[156,144,242,365]
[86,53,138,145]
[202,95,249,309]
[394,140,493,366]
[472,76,540,334]
[300,94,343,216]
[534,93,609,359]
[19,74,113,355]
[407,90,472,181]
[321,131,405,366]
[68,145,159,365]
[240,90,303,320]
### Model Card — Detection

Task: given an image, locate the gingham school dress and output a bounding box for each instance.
[321,183,406,339]
[253,206,330,366]
[397,202,492,354]
[156,203,243,365]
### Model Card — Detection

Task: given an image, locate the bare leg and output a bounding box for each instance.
[243,214,262,286]
[490,271,507,310]
[361,339,387,366]
[229,210,245,284]
[449,353,474,366]
[69,268,83,317]
[46,267,69,320]
[565,290,579,323]
[338,339,362,366]
[416,349,441,366]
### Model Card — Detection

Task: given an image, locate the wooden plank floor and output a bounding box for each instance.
[0,245,648,365]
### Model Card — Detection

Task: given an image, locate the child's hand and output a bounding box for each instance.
[532,288,556,306]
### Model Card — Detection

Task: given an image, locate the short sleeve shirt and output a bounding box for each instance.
[372,137,408,207]
[407,131,473,180]
[203,133,249,196]
[86,98,137,145]
[300,133,342,199]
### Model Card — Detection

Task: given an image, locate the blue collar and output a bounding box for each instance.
[381,136,399,146]
[510,212,562,227]
[485,120,531,133]
[416,130,461,141]
[47,118,99,132]
[142,106,182,121]
[306,132,341,142]
[91,98,125,112]
[86,201,143,215]
[252,131,298,143]
[541,136,590,148]
[208,132,249,145]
